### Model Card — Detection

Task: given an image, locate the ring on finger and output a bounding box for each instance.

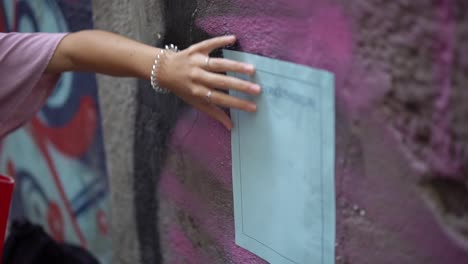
[205,56,211,69]
[206,90,213,103]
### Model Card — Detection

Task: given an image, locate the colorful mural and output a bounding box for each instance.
[0,0,111,262]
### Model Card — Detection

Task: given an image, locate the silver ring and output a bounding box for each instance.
[206,90,213,103]
[205,56,211,69]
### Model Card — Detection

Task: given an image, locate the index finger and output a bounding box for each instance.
[191,35,237,54]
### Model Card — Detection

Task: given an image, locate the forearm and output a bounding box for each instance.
[46,30,157,80]
[45,32,260,130]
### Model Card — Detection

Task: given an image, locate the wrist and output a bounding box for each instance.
[139,46,160,81]
[156,51,175,90]
[150,45,178,93]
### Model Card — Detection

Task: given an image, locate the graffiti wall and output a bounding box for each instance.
[128,0,468,263]
[0,0,111,262]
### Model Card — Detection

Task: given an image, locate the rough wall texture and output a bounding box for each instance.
[0,0,111,262]
[91,0,165,263]
[96,0,468,263]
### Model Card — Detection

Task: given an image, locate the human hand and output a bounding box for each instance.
[158,35,261,130]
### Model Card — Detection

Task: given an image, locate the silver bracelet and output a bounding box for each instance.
[150,44,179,94]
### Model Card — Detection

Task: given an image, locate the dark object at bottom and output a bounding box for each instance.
[2,219,99,264]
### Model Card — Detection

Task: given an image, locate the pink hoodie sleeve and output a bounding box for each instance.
[0,32,68,138]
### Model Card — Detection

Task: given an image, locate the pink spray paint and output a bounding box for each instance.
[159,171,267,263]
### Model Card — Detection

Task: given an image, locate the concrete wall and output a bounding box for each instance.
[95,0,468,263]
[91,0,165,263]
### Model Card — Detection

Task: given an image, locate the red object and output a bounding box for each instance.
[47,201,64,242]
[0,174,14,260]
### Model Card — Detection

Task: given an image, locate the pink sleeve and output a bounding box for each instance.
[0,32,68,139]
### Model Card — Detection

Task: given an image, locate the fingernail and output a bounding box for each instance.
[244,65,254,71]
[250,104,257,111]
[250,85,261,93]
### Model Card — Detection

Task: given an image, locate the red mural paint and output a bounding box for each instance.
[28,95,99,247]
[6,160,16,179]
[33,137,87,247]
[32,96,98,158]
[47,201,65,242]
[96,209,108,236]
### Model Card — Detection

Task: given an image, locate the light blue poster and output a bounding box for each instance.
[225,50,335,264]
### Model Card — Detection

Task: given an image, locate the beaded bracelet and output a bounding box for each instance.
[150,44,179,93]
